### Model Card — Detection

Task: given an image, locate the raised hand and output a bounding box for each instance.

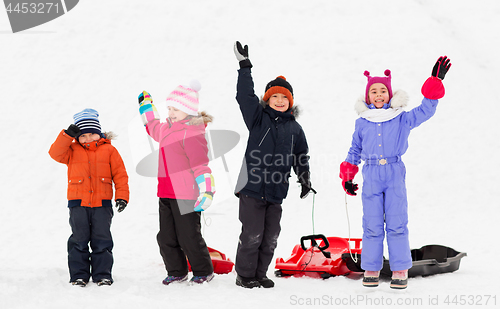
[431,56,452,80]
[138,90,160,125]
[234,41,252,68]
[65,124,81,138]
[422,56,452,99]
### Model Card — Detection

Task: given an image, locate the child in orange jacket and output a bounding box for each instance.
[49,108,129,287]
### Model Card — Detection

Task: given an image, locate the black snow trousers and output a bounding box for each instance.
[157,198,213,277]
[68,205,114,283]
[235,194,283,279]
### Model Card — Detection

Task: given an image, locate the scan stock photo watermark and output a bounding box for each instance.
[3,0,79,33]
[289,294,497,307]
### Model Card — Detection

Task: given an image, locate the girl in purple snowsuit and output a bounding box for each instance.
[339,56,451,289]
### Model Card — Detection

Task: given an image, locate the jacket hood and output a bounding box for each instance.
[167,111,214,127]
[186,111,214,126]
[259,98,301,118]
[354,89,409,115]
[102,131,116,140]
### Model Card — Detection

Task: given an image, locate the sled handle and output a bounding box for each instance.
[300,234,330,251]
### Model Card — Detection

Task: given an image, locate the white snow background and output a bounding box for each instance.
[1,1,499,308]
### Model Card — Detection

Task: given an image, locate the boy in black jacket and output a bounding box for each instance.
[233,41,314,288]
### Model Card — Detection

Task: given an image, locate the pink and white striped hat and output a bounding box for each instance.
[166,80,201,116]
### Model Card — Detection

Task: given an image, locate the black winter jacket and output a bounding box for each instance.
[234,67,310,204]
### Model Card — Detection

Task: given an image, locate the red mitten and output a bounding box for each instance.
[339,161,359,196]
[421,56,451,100]
[421,76,445,100]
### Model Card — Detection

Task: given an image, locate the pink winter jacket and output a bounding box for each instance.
[146,116,211,200]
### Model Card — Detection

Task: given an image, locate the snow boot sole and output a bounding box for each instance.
[162,274,189,285]
[258,277,275,288]
[236,275,261,289]
[390,278,408,289]
[362,276,379,287]
[96,279,113,286]
[71,279,88,287]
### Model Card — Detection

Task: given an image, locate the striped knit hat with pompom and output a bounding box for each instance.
[166,80,201,116]
[73,108,101,135]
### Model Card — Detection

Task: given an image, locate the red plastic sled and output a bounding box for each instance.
[275,235,362,279]
[187,247,234,275]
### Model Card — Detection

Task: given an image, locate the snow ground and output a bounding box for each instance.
[0,1,499,308]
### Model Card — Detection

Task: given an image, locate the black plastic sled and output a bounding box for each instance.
[342,244,467,277]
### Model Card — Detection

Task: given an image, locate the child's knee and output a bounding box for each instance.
[363,217,385,239]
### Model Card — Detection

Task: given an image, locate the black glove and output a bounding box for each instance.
[431,56,451,80]
[344,180,358,196]
[234,41,252,69]
[298,171,317,199]
[115,199,127,213]
[65,124,81,138]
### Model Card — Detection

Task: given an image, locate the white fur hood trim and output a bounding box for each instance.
[354,90,409,115]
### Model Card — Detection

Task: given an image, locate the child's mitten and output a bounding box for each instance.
[138,91,160,125]
[343,180,359,196]
[234,41,252,69]
[339,161,359,196]
[65,124,81,138]
[194,173,215,212]
[421,56,452,100]
[298,171,317,199]
[115,199,127,213]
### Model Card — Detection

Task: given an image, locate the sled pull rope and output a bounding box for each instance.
[201,212,212,236]
[345,194,358,263]
[311,193,316,235]
[301,192,317,271]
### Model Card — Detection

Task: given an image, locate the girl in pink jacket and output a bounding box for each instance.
[138,80,215,285]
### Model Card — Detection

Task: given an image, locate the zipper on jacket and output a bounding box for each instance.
[258,128,271,147]
[291,135,294,155]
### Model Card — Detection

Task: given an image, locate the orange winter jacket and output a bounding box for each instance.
[49,130,129,207]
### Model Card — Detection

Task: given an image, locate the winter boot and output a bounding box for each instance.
[236,274,261,289]
[162,274,189,285]
[189,273,214,285]
[71,279,88,287]
[390,270,408,289]
[257,276,275,288]
[96,278,113,286]
[362,270,380,287]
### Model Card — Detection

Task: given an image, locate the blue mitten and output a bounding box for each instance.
[193,173,215,212]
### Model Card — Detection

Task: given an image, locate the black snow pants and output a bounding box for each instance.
[68,205,114,283]
[235,194,283,279]
[157,198,213,277]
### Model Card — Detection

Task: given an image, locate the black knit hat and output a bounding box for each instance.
[263,76,294,107]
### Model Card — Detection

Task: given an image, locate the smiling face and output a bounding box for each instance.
[268,93,290,112]
[78,133,101,144]
[168,106,189,122]
[368,83,390,108]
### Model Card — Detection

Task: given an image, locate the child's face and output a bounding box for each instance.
[368,83,390,108]
[78,133,101,144]
[168,106,189,123]
[268,93,290,112]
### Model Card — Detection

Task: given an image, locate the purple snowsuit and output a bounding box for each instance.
[345,90,438,272]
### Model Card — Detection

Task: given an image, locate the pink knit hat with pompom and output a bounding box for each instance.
[166,80,202,116]
[364,70,392,104]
